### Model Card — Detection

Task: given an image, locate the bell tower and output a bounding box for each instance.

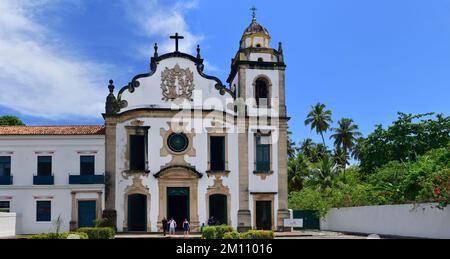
[227,8,289,231]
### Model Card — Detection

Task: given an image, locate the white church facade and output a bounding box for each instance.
[0,15,289,234]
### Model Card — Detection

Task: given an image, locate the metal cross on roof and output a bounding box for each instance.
[170,32,184,52]
[251,6,257,20]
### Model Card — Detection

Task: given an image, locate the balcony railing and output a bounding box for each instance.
[33,175,54,185]
[0,175,13,185]
[69,174,105,185]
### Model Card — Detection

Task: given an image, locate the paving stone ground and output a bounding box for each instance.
[114,230,372,239]
[3,230,379,239]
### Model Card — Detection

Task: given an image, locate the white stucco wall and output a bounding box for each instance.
[0,135,105,186]
[115,117,240,232]
[0,135,105,234]
[119,57,234,114]
[320,203,450,239]
[245,69,280,118]
[0,213,16,237]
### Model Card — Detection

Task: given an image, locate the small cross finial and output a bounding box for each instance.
[170,32,184,52]
[251,6,257,21]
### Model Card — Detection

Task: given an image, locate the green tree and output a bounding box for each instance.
[0,115,25,126]
[330,118,362,181]
[358,113,450,174]
[304,103,333,147]
[309,155,338,189]
[287,129,297,159]
[288,153,310,192]
[333,147,349,171]
[299,138,314,159]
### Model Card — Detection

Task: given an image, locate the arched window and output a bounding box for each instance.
[255,78,269,107]
[257,57,264,62]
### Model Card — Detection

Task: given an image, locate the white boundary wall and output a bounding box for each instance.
[0,213,16,238]
[320,203,450,239]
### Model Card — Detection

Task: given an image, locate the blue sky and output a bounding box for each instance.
[0,0,449,145]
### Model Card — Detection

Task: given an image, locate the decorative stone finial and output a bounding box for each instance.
[108,80,114,94]
[106,80,117,114]
[196,45,201,59]
[154,43,158,58]
[278,42,283,53]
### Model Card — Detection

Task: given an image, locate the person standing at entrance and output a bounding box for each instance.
[183,219,190,238]
[162,217,168,236]
[169,217,177,236]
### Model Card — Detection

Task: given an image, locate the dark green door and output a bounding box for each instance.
[256,201,272,230]
[78,201,96,228]
[128,194,147,232]
[167,187,189,231]
[293,210,320,230]
[209,194,227,225]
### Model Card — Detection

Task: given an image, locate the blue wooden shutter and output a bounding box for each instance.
[256,136,270,172]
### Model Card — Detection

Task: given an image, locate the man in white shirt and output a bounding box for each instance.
[169,218,177,236]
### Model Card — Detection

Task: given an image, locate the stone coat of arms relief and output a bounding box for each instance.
[161,64,195,101]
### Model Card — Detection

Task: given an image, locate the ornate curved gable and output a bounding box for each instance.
[114,51,235,114]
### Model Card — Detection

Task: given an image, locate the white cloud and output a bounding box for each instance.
[0,0,107,120]
[121,0,203,55]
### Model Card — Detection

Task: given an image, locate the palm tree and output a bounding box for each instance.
[351,137,366,161]
[310,155,337,189]
[333,147,349,170]
[288,153,309,191]
[330,118,362,181]
[304,103,333,147]
[299,138,315,158]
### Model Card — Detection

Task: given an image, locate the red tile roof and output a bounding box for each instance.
[0,125,105,136]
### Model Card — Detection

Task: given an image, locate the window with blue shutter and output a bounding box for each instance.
[0,157,11,177]
[36,201,51,222]
[256,135,270,172]
[80,156,95,176]
[130,135,146,171]
[37,156,52,176]
[210,136,225,171]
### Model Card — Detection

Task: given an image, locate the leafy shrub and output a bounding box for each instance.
[78,227,115,239]
[223,231,241,239]
[240,230,274,239]
[28,232,88,239]
[432,168,450,208]
[201,226,216,239]
[201,225,234,239]
[215,225,234,239]
[93,218,109,228]
[289,188,330,217]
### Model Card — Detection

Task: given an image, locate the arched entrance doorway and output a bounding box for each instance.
[167,187,190,231]
[209,194,227,226]
[155,165,201,232]
[128,194,147,232]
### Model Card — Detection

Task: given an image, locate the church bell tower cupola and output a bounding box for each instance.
[240,7,271,49]
[227,7,286,117]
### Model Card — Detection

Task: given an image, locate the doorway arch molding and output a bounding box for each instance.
[205,176,231,226]
[123,174,151,232]
[155,166,201,232]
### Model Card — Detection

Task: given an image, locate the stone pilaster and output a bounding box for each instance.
[70,191,77,231]
[278,69,287,117]
[103,117,117,229]
[277,120,290,231]
[237,68,252,232]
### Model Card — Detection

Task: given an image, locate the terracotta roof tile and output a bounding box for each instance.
[0,125,105,136]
